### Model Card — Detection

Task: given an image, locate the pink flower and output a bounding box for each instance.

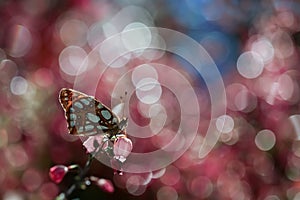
[83,135,104,153]
[49,165,68,184]
[90,176,114,193]
[113,135,132,162]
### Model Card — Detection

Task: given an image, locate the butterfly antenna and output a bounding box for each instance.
[120,91,127,118]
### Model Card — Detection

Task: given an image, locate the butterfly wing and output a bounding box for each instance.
[59,88,122,137]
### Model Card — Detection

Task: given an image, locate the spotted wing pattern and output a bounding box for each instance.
[59,88,125,137]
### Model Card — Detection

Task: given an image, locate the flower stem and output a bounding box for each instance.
[64,154,94,198]
[59,139,107,199]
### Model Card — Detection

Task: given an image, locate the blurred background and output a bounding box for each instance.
[1,0,300,199]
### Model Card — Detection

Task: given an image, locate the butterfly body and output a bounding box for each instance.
[59,88,127,139]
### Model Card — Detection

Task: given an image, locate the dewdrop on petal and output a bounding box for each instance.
[111,158,124,175]
[113,135,133,162]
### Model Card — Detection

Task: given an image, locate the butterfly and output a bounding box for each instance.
[59,88,128,140]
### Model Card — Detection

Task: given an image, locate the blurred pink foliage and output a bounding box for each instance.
[1,0,300,200]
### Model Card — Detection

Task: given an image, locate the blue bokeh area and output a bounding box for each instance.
[164,0,270,76]
[186,29,239,77]
[166,0,266,28]
[166,3,227,76]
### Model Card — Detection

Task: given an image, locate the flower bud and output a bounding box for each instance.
[113,135,132,162]
[90,176,114,193]
[97,178,114,193]
[49,165,68,184]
